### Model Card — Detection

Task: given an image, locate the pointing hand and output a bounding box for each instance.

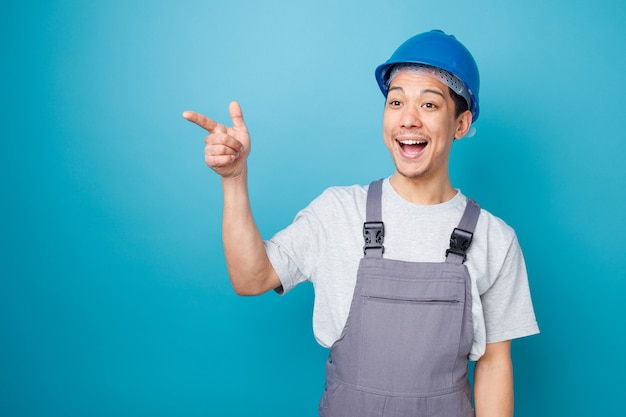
[183,101,250,179]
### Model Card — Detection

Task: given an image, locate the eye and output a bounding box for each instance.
[388,99,402,108]
[423,102,437,109]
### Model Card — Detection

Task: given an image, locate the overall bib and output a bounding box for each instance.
[319,179,480,417]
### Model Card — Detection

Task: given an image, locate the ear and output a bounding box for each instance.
[454,110,473,140]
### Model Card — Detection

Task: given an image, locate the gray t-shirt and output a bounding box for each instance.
[265,179,539,360]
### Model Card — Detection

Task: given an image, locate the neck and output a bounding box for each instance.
[389,173,456,205]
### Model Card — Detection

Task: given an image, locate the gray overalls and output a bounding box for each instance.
[319,179,480,417]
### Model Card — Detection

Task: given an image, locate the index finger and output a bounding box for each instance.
[182,111,222,133]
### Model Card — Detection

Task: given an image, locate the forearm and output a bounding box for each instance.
[221,172,279,295]
[183,104,277,294]
[473,342,514,417]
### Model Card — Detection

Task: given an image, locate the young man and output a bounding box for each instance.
[183,30,539,417]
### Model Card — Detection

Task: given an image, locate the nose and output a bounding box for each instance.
[400,105,422,129]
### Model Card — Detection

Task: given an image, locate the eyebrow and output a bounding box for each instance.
[388,86,446,98]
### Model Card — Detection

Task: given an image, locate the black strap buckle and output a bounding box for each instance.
[446,227,473,262]
[363,221,384,254]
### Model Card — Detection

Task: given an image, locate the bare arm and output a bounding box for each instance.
[474,340,514,417]
[183,102,281,295]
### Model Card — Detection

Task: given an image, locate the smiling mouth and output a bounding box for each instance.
[397,139,427,157]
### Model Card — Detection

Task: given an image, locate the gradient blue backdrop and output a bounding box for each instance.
[2,0,625,415]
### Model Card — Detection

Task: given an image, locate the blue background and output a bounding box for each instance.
[2,0,625,415]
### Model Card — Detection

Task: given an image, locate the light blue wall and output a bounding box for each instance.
[2,0,625,415]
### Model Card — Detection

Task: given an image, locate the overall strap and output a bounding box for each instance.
[445,199,481,264]
[363,179,385,258]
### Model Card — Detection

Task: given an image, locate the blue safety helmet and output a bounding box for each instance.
[375,30,480,122]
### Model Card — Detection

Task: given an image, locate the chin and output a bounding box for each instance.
[395,167,427,180]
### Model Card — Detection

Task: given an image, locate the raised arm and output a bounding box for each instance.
[183,102,281,295]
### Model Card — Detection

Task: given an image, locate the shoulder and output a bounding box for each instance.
[318,183,368,201]
[475,203,518,246]
[468,202,525,290]
[307,183,368,214]
[462,196,522,268]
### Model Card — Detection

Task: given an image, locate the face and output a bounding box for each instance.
[383,71,471,188]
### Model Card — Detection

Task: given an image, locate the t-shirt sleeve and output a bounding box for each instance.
[264,193,328,294]
[480,235,540,343]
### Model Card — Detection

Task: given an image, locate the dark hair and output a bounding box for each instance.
[449,87,469,118]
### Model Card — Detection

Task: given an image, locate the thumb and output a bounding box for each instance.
[229,101,247,131]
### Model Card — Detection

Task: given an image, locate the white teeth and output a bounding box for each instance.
[399,140,427,145]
